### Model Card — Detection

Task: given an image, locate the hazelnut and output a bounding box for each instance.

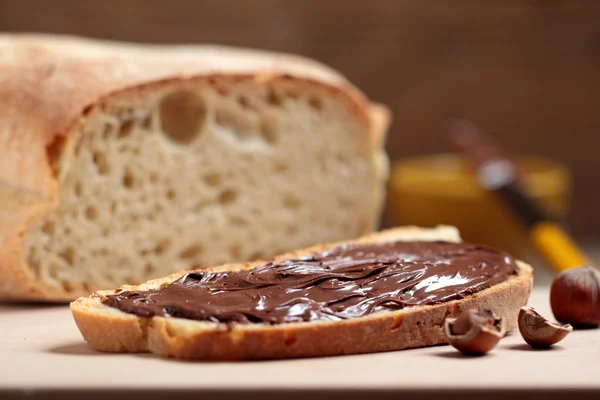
[518,306,572,347]
[443,309,506,355]
[550,265,600,327]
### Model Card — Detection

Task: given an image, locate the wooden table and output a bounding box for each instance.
[1,287,599,400]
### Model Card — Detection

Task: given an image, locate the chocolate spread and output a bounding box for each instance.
[103,241,518,324]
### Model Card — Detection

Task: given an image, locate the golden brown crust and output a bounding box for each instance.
[0,34,388,301]
[71,299,148,353]
[71,226,533,360]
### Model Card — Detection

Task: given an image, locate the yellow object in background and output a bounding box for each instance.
[530,221,593,272]
[387,154,572,260]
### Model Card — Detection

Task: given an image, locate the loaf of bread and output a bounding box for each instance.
[71,226,533,360]
[0,34,390,301]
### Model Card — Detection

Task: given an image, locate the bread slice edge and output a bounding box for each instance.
[70,225,533,360]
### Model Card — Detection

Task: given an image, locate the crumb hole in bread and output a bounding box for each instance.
[230,243,243,260]
[238,95,253,109]
[62,280,75,294]
[179,244,204,259]
[92,152,110,175]
[286,90,299,100]
[159,89,206,144]
[110,201,118,215]
[260,114,278,144]
[41,221,55,235]
[266,89,283,106]
[229,215,248,227]
[85,206,98,221]
[335,153,349,165]
[45,261,59,276]
[94,248,109,258]
[141,114,152,129]
[58,247,75,265]
[282,194,301,210]
[102,124,112,139]
[215,106,255,139]
[193,200,208,212]
[156,239,170,255]
[74,181,82,197]
[146,210,155,222]
[285,225,298,236]
[308,96,323,111]
[149,172,158,184]
[122,168,135,189]
[166,189,176,200]
[274,162,289,174]
[144,263,156,274]
[216,86,229,96]
[203,173,221,187]
[218,189,238,205]
[118,119,134,139]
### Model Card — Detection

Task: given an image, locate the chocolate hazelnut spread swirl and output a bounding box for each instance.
[103,241,519,324]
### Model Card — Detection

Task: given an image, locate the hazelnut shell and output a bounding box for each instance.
[550,265,600,327]
[518,306,572,347]
[443,310,506,355]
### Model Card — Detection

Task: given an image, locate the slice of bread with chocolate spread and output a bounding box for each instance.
[71,226,533,360]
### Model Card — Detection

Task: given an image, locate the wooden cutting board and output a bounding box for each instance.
[1,287,599,400]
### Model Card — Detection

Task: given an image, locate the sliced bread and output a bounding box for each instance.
[71,226,533,360]
[0,34,389,301]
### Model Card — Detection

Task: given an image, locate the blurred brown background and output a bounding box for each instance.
[2,0,599,236]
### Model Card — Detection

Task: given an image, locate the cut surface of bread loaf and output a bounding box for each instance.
[0,34,389,301]
[71,226,533,361]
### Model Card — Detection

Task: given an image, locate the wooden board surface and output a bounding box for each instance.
[1,287,599,399]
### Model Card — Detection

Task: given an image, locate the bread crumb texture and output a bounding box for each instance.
[23,78,381,297]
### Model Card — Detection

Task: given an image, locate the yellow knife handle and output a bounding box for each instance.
[529,221,593,273]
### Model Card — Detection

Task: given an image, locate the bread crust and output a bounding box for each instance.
[0,34,389,301]
[71,226,533,360]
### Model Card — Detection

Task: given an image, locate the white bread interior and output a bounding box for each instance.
[0,34,389,301]
[71,226,534,361]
